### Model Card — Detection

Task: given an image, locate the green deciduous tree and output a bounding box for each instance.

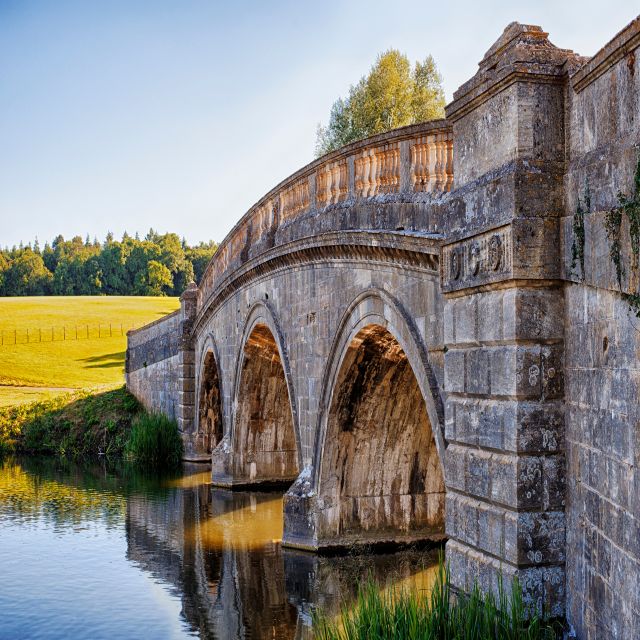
[144,260,173,296]
[4,249,53,296]
[316,50,445,156]
[0,232,218,297]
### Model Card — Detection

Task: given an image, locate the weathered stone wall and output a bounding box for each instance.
[561,17,640,639]
[193,235,443,469]
[126,310,182,419]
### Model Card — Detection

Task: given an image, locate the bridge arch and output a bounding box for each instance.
[194,334,224,456]
[308,290,446,547]
[213,301,301,487]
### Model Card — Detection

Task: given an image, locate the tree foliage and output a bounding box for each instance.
[316,50,446,156]
[0,231,217,297]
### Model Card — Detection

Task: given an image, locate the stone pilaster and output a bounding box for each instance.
[177,282,198,457]
[442,22,576,616]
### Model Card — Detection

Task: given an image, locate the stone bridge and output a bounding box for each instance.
[127,18,640,637]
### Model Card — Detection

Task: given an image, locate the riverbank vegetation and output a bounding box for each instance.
[0,386,182,469]
[124,413,183,468]
[314,563,559,640]
[0,295,179,406]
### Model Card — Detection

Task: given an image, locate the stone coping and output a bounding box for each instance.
[127,308,180,339]
[572,15,640,93]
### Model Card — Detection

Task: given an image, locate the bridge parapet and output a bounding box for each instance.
[197,121,453,311]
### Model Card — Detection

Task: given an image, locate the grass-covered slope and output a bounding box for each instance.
[0,385,183,467]
[0,296,179,406]
[0,387,141,457]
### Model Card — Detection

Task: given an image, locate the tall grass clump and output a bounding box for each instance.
[124,413,183,469]
[314,561,558,640]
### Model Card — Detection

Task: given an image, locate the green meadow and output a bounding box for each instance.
[0,296,179,407]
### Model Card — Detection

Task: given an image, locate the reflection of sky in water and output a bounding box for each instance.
[0,458,439,640]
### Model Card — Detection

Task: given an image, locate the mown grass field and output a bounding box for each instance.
[0,296,180,407]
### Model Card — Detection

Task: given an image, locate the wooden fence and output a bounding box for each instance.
[0,323,139,346]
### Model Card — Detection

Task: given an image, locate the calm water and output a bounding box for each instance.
[0,457,438,640]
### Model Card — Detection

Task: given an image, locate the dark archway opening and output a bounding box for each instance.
[198,351,223,455]
[319,325,445,544]
[233,324,299,485]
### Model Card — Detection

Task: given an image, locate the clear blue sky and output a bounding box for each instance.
[1,0,638,249]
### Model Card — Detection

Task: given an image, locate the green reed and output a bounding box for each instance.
[124,413,183,469]
[314,561,559,640]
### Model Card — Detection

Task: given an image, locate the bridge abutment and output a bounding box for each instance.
[441,23,570,615]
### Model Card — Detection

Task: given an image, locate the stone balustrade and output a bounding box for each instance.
[197,120,453,311]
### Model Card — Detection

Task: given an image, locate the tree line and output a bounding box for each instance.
[0,231,218,297]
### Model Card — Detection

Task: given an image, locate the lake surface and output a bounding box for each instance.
[0,457,439,640]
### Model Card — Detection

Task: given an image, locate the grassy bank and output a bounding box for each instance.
[0,386,182,467]
[0,295,179,406]
[315,563,559,640]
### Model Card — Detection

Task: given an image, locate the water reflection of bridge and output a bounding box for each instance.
[125,468,438,639]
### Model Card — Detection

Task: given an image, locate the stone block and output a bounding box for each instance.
[516,511,565,565]
[180,349,195,365]
[179,377,195,392]
[444,349,465,393]
[476,400,506,449]
[489,451,519,506]
[516,456,544,509]
[181,391,195,406]
[465,449,491,499]
[515,401,564,454]
[505,288,565,342]
[477,290,504,343]
[444,299,455,344]
[444,398,456,441]
[466,348,490,395]
[444,444,466,491]
[454,296,478,344]
[489,345,519,396]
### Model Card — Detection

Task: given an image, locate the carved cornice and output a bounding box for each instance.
[193,231,442,334]
[446,22,576,122]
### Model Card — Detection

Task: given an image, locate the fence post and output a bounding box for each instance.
[63,326,66,341]
[86,324,89,339]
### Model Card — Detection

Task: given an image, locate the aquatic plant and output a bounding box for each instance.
[314,561,559,640]
[124,413,183,469]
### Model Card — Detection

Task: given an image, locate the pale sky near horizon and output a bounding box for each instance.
[0,0,638,249]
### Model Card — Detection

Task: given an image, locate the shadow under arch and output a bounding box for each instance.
[284,289,446,550]
[193,334,224,457]
[212,301,302,488]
